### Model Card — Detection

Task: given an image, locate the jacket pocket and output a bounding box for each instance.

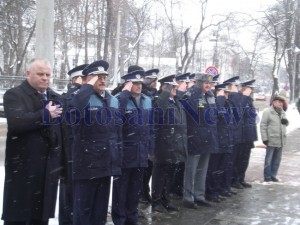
[80,140,110,169]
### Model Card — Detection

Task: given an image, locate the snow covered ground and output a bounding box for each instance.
[0,105,299,224]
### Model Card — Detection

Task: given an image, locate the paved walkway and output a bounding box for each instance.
[124,128,300,225]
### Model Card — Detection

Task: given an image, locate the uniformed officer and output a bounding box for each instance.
[139,68,159,204]
[142,68,159,97]
[168,72,190,199]
[151,74,188,213]
[187,73,196,89]
[222,76,244,190]
[205,82,234,202]
[112,70,153,225]
[181,73,218,209]
[236,79,257,188]
[59,64,88,225]
[111,65,144,96]
[209,74,220,90]
[71,60,122,225]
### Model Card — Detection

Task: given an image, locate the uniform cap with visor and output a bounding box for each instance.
[158,74,178,86]
[223,76,240,86]
[82,60,109,76]
[121,70,145,82]
[68,64,89,79]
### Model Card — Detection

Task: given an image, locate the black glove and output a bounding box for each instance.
[263,140,268,146]
[281,118,288,125]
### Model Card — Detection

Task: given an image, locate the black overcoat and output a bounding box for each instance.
[1,80,64,221]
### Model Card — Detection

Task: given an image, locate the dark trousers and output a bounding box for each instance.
[170,162,185,196]
[151,163,176,206]
[4,221,48,225]
[231,144,241,183]
[233,142,253,182]
[206,153,223,197]
[59,163,73,225]
[73,177,111,225]
[237,142,253,181]
[219,153,233,192]
[140,160,153,198]
[112,167,144,225]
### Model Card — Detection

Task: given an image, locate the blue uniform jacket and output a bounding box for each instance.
[180,86,219,155]
[117,90,153,168]
[71,84,122,180]
[240,95,258,143]
[228,92,243,145]
[215,96,234,153]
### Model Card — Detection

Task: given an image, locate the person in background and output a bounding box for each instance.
[139,68,159,205]
[59,64,88,225]
[187,73,196,89]
[142,68,159,97]
[236,80,257,188]
[71,60,122,225]
[223,76,244,191]
[206,82,234,202]
[112,70,153,225]
[168,72,190,199]
[151,74,187,213]
[66,64,88,95]
[2,58,63,225]
[111,65,144,96]
[261,94,289,182]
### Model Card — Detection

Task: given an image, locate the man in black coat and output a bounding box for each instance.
[2,58,64,225]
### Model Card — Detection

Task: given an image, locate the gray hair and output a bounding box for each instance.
[26,58,51,71]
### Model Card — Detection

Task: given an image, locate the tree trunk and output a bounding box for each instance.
[294,0,300,99]
[84,0,89,63]
[104,0,112,61]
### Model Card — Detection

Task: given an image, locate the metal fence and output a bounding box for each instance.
[0,75,69,92]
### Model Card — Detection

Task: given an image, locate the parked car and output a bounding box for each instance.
[254,92,267,101]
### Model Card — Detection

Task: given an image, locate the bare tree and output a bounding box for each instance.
[0,0,36,75]
[252,1,295,98]
[180,0,232,73]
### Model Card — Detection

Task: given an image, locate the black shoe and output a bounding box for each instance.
[182,200,198,209]
[163,203,179,212]
[220,192,232,197]
[271,177,279,182]
[139,193,152,204]
[169,192,183,200]
[138,210,146,218]
[139,196,150,204]
[206,196,221,203]
[264,177,272,182]
[240,181,252,188]
[218,195,227,201]
[195,199,212,207]
[230,190,238,195]
[152,203,168,213]
[231,181,244,189]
